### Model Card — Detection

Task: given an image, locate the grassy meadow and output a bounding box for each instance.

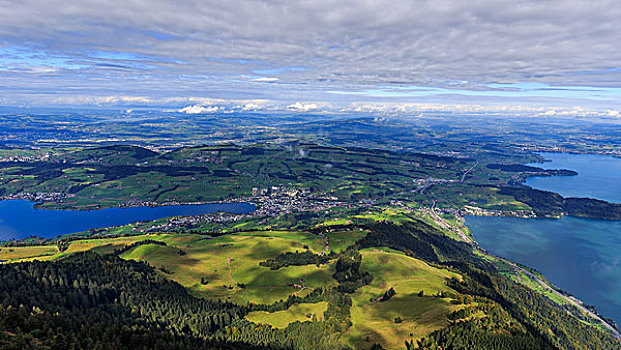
[343,248,463,349]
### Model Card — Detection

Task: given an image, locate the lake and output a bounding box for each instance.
[0,200,255,240]
[467,152,621,324]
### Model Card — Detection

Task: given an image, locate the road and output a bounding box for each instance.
[460,159,479,183]
[428,200,473,244]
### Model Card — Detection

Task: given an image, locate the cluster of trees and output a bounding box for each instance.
[259,250,334,270]
[0,247,364,349]
[230,244,372,348]
[250,288,326,313]
[373,287,396,302]
[221,318,346,350]
[332,245,373,293]
[486,163,577,176]
[413,319,552,350]
[442,262,620,350]
[357,221,474,263]
[222,289,354,350]
[56,240,71,252]
[563,197,621,220]
[354,221,619,349]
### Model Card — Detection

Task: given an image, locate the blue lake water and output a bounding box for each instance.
[525,152,621,203]
[467,215,621,324]
[467,152,621,324]
[0,200,255,240]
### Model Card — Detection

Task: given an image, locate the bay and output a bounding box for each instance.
[525,152,621,203]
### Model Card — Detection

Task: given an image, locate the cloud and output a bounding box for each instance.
[0,1,621,109]
[47,95,154,105]
[178,105,219,114]
[241,103,261,111]
[251,77,279,82]
[287,102,318,112]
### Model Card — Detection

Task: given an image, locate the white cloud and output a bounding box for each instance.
[287,102,318,112]
[252,77,279,82]
[178,105,219,114]
[241,103,261,111]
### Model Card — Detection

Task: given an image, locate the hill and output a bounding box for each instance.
[1,215,618,349]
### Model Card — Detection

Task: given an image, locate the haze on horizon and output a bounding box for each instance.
[1,0,621,116]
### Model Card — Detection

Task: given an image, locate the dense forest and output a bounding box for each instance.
[0,253,261,349]
[486,163,577,176]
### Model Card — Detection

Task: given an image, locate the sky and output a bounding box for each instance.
[1,0,621,115]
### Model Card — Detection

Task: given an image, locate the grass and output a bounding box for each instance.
[324,229,368,253]
[119,231,344,304]
[343,248,462,350]
[0,234,173,262]
[0,245,58,262]
[64,236,150,255]
[2,231,343,305]
[319,218,352,226]
[354,207,418,225]
[0,143,478,209]
[245,301,328,328]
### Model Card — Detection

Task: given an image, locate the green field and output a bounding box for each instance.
[1,115,619,349]
[1,212,617,348]
[0,245,58,262]
[343,248,462,349]
[245,301,329,328]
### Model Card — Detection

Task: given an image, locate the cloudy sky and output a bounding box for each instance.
[1,0,621,113]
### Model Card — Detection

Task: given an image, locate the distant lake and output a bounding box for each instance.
[467,152,621,325]
[0,200,255,240]
[525,152,621,203]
